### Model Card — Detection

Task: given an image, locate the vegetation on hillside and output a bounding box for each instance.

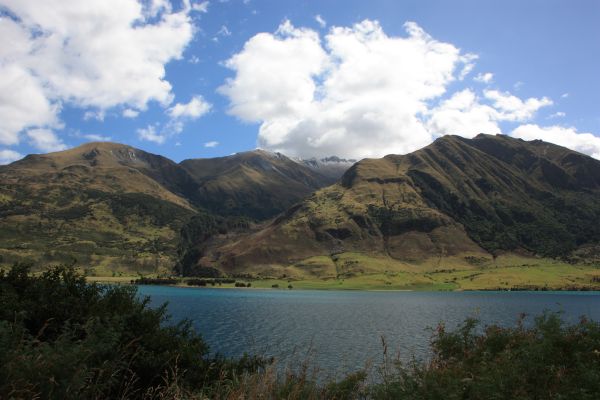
[0,143,337,276]
[2,264,600,399]
[176,212,252,276]
[180,149,335,220]
[199,134,600,275]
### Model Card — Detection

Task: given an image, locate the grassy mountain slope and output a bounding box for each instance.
[180,149,335,220]
[197,134,600,279]
[0,143,340,274]
[0,142,197,273]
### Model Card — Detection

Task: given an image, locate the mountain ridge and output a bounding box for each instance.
[2,134,599,281]
[0,142,347,272]
[190,134,600,278]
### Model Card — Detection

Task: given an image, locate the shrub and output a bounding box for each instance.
[370,312,600,399]
[0,263,266,399]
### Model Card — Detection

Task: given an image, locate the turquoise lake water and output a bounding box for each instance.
[137,286,600,376]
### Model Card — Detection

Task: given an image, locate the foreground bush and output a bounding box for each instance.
[371,313,600,399]
[0,264,265,399]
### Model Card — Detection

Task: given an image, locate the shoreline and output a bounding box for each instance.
[86,277,600,293]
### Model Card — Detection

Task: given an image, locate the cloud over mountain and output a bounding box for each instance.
[221,19,597,159]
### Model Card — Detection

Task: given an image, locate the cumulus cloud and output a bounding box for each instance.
[138,95,211,144]
[484,90,552,121]
[511,124,600,160]
[0,0,196,146]
[220,20,475,158]
[0,149,23,165]
[204,141,219,147]
[220,19,564,158]
[122,109,140,118]
[167,95,212,119]
[83,134,112,142]
[0,64,61,145]
[549,111,566,119]
[458,53,478,80]
[137,125,166,144]
[474,72,493,83]
[220,19,591,158]
[426,89,500,138]
[83,110,105,122]
[26,129,68,152]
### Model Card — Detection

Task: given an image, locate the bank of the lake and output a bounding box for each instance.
[87,258,600,292]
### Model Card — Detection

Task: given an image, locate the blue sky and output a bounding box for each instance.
[1,0,599,163]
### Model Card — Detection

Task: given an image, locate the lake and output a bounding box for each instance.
[137,286,600,377]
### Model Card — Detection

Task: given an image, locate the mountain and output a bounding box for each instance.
[296,156,356,181]
[193,134,600,278]
[0,142,199,273]
[0,143,337,273]
[180,149,334,220]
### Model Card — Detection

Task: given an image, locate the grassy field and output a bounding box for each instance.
[84,252,600,291]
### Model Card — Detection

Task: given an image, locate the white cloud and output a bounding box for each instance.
[0,0,196,145]
[474,72,493,84]
[561,93,569,98]
[83,134,112,142]
[217,25,231,36]
[511,124,600,159]
[192,1,209,13]
[221,19,596,159]
[83,110,105,121]
[0,64,61,145]
[137,125,166,144]
[0,149,23,165]
[122,109,140,118]
[458,53,478,80]
[204,141,219,147]
[26,128,68,152]
[220,20,475,158]
[549,111,566,119]
[167,95,212,119]
[427,89,500,138]
[138,95,211,144]
[484,90,552,121]
[315,15,326,28]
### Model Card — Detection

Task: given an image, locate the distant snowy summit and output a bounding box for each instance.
[244,148,356,181]
[295,155,357,180]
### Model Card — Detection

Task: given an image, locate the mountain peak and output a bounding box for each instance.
[199,134,600,275]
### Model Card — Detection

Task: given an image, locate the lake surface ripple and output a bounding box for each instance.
[138,286,600,376]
